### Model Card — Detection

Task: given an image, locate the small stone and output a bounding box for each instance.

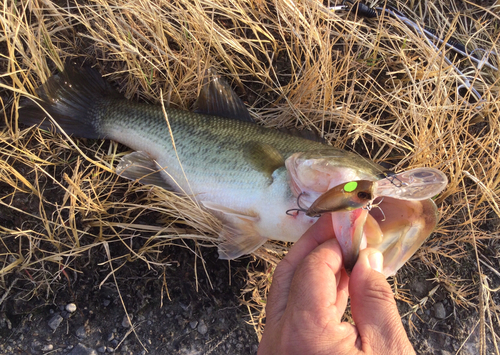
[121,314,133,328]
[31,340,42,348]
[103,299,111,307]
[106,332,114,341]
[41,344,54,352]
[61,311,70,319]
[433,302,446,319]
[97,346,106,353]
[410,279,428,298]
[66,303,77,313]
[197,320,208,335]
[75,325,87,339]
[106,346,115,353]
[67,343,97,355]
[48,314,64,331]
[189,321,198,329]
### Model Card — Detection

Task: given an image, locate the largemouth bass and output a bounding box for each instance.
[19,65,438,276]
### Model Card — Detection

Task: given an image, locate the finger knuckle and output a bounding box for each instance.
[364,276,397,306]
[299,247,340,275]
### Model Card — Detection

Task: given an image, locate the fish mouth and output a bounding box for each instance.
[285,151,439,276]
[331,196,438,276]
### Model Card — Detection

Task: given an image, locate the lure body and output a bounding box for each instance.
[306,180,374,216]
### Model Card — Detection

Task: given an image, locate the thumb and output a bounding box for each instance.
[349,249,415,354]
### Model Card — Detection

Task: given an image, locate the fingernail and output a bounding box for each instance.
[368,251,383,273]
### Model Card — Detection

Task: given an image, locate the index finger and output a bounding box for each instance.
[283,214,335,268]
[266,214,336,321]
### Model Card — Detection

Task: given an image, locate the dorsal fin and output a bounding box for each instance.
[279,127,327,143]
[193,68,254,122]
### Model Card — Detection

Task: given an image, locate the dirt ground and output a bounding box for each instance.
[0,245,259,355]
[0,240,494,355]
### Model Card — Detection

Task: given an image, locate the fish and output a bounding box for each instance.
[18,65,439,277]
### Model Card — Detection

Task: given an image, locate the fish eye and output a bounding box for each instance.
[414,171,433,178]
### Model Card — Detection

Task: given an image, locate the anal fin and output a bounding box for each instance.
[116,151,171,190]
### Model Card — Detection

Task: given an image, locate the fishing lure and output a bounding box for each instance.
[305,167,448,216]
[305,180,374,216]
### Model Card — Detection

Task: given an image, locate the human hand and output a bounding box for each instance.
[258,214,415,355]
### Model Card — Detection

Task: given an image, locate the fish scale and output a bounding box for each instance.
[98,99,348,189]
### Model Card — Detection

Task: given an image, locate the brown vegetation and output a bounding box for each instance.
[0,0,499,353]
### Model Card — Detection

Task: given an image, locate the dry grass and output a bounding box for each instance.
[1,0,499,352]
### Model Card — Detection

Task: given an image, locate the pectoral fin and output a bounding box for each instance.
[201,201,266,259]
[116,151,171,190]
[244,142,285,178]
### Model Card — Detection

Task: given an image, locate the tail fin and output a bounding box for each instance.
[18,65,121,139]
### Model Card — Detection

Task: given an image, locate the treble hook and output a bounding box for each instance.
[286,192,309,216]
[286,192,321,217]
[363,197,386,221]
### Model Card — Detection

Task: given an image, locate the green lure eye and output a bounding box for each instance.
[344,181,358,192]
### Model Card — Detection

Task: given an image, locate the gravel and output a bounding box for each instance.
[433,302,447,319]
[47,314,64,331]
[66,303,78,313]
